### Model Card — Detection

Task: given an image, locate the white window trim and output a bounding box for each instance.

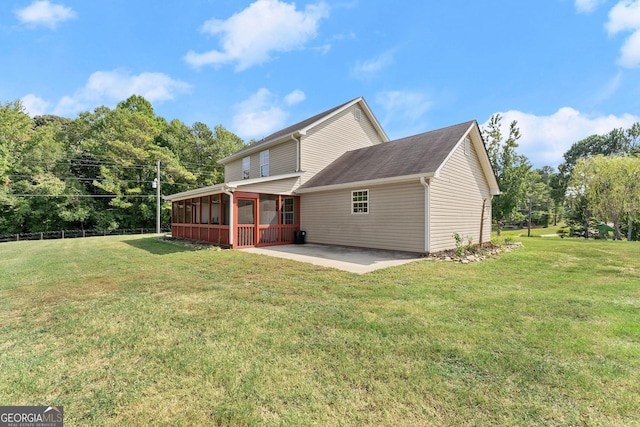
[281,197,296,224]
[351,189,369,214]
[242,156,250,179]
[260,150,269,177]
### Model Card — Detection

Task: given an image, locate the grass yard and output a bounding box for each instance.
[0,235,638,426]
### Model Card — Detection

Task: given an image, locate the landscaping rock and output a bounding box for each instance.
[429,242,522,264]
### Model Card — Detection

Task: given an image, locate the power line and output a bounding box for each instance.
[9,194,158,198]
[9,159,223,177]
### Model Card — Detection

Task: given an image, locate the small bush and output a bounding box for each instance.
[452,233,465,256]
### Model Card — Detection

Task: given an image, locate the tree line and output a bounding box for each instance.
[483,114,640,240]
[0,95,245,234]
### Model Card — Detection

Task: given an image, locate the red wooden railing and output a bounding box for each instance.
[258,224,297,245]
[171,224,230,246]
[172,223,298,248]
[236,225,255,247]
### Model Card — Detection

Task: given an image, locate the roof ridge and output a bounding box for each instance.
[258,96,362,143]
[387,120,476,143]
[220,97,363,162]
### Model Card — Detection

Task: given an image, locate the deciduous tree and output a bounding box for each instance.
[482,114,532,234]
[569,155,640,240]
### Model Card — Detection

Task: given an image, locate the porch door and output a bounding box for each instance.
[236,198,257,247]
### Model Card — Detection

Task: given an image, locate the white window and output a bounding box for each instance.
[352,190,369,214]
[260,150,269,177]
[464,137,471,156]
[242,156,250,179]
[281,197,297,224]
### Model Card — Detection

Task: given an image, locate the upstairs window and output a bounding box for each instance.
[260,150,269,177]
[242,156,250,179]
[352,190,369,214]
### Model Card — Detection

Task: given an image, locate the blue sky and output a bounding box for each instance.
[2,0,640,168]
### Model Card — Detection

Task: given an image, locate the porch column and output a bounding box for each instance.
[226,191,234,246]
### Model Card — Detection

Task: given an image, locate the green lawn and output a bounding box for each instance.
[0,235,638,426]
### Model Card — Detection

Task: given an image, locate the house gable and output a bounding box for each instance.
[221,97,388,186]
[429,127,495,252]
[299,99,388,185]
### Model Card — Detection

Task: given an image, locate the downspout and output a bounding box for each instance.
[420,177,431,254]
[222,185,234,247]
[291,133,301,172]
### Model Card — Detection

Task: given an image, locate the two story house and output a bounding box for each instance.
[164,97,499,254]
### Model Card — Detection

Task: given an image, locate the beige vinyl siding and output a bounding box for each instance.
[300,105,384,185]
[224,159,242,182]
[300,181,425,253]
[429,139,492,252]
[235,177,300,195]
[269,139,298,176]
[224,139,298,181]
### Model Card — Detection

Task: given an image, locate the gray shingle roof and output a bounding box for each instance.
[300,120,476,189]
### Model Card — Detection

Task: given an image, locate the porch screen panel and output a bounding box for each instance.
[185,201,191,224]
[178,201,184,223]
[200,197,209,224]
[281,197,297,224]
[238,199,255,224]
[211,195,221,224]
[222,194,230,225]
[193,199,201,224]
[260,195,278,225]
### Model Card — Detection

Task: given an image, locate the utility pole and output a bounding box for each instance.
[152,160,161,234]
[527,198,532,238]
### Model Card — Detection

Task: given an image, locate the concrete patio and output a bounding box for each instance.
[239,243,425,274]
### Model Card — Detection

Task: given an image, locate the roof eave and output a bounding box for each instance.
[163,183,226,201]
[296,172,435,194]
[226,172,303,188]
[164,172,305,201]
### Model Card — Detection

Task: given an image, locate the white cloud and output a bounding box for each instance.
[232,88,306,138]
[313,43,332,55]
[184,0,329,71]
[375,90,431,126]
[618,29,640,67]
[575,0,606,13]
[483,108,640,167]
[52,69,191,116]
[593,70,624,103]
[21,94,50,116]
[351,50,395,80]
[606,0,640,34]
[605,1,640,68]
[15,1,76,29]
[284,89,306,106]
